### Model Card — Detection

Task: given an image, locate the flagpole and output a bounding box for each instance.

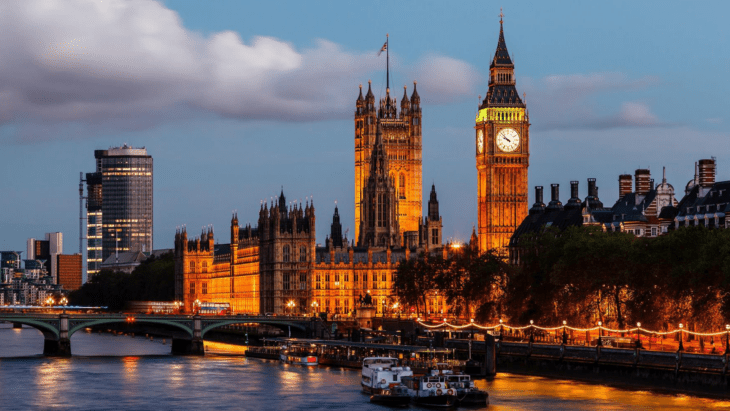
[386,33,389,91]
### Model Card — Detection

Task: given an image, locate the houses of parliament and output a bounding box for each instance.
[174,19,528,315]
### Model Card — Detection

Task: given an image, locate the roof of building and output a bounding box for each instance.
[676,180,730,218]
[101,251,146,267]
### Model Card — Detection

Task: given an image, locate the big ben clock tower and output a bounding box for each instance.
[475,14,529,253]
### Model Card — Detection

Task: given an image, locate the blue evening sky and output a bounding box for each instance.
[1,0,728,253]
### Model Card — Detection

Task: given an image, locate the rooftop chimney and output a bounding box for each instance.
[635,169,651,196]
[530,186,546,214]
[584,178,603,209]
[698,159,716,188]
[546,184,563,211]
[565,181,582,209]
[619,174,632,198]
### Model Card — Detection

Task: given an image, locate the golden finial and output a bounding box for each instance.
[499,8,504,23]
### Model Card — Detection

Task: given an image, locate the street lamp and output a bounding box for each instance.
[597,321,602,347]
[311,301,319,315]
[636,322,642,348]
[678,323,684,351]
[193,299,201,314]
[529,320,534,343]
[287,300,295,315]
[562,320,567,345]
[499,319,504,342]
[725,325,729,354]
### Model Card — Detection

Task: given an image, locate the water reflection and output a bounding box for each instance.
[2,327,730,410]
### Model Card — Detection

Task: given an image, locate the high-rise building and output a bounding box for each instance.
[85,145,153,278]
[475,16,530,253]
[26,232,62,282]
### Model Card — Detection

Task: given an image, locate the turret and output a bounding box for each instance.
[428,184,439,221]
[410,81,420,107]
[400,85,410,115]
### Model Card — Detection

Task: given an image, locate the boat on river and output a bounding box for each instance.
[369,384,410,407]
[360,357,413,394]
[279,342,318,365]
[443,369,489,406]
[402,370,458,408]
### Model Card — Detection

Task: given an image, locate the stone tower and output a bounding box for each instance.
[475,15,530,253]
[357,121,402,248]
[420,184,443,250]
[355,80,422,242]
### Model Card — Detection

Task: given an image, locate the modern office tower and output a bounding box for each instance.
[85,145,153,278]
[26,232,63,282]
[85,172,103,277]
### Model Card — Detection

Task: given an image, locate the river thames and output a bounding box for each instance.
[1,324,729,410]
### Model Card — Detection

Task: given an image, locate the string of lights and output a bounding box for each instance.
[415,319,730,337]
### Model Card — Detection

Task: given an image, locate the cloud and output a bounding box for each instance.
[520,72,663,131]
[0,0,479,142]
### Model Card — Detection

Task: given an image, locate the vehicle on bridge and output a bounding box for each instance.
[196,302,230,316]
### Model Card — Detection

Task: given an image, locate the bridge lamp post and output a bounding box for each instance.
[597,321,602,347]
[529,320,534,343]
[499,319,504,342]
[287,300,295,315]
[311,301,318,315]
[193,299,201,315]
[636,322,641,348]
[725,325,729,354]
[562,320,567,345]
[678,323,684,351]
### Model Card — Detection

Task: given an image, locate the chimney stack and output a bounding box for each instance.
[698,159,716,187]
[546,184,563,211]
[530,186,546,214]
[619,174,632,197]
[565,181,582,209]
[587,178,598,197]
[634,169,651,196]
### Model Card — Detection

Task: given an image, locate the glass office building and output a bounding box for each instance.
[86,145,153,277]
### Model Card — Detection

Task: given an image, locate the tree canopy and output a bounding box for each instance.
[69,251,174,310]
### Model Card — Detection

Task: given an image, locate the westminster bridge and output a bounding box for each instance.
[0,313,317,356]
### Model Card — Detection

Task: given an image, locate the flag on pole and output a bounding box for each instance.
[377,41,387,56]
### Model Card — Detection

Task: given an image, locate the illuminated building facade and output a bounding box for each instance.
[355,81,422,242]
[85,145,153,277]
[175,185,444,315]
[475,17,530,253]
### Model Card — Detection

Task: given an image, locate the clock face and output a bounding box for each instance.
[477,129,484,154]
[496,128,520,152]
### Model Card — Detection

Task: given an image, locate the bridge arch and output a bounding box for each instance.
[200,319,307,339]
[3,319,59,339]
[68,318,194,339]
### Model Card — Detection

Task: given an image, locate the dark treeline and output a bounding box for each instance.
[69,252,175,310]
[395,226,730,332]
[394,245,509,322]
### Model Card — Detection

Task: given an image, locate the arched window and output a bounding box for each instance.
[399,174,406,199]
[283,245,290,262]
[300,246,307,262]
[189,261,196,273]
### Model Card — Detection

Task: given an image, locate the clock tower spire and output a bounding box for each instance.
[475,13,530,254]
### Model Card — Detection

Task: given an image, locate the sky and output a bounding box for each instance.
[1,0,728,253]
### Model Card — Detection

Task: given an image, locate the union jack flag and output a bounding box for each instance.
[377,41,387,56]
